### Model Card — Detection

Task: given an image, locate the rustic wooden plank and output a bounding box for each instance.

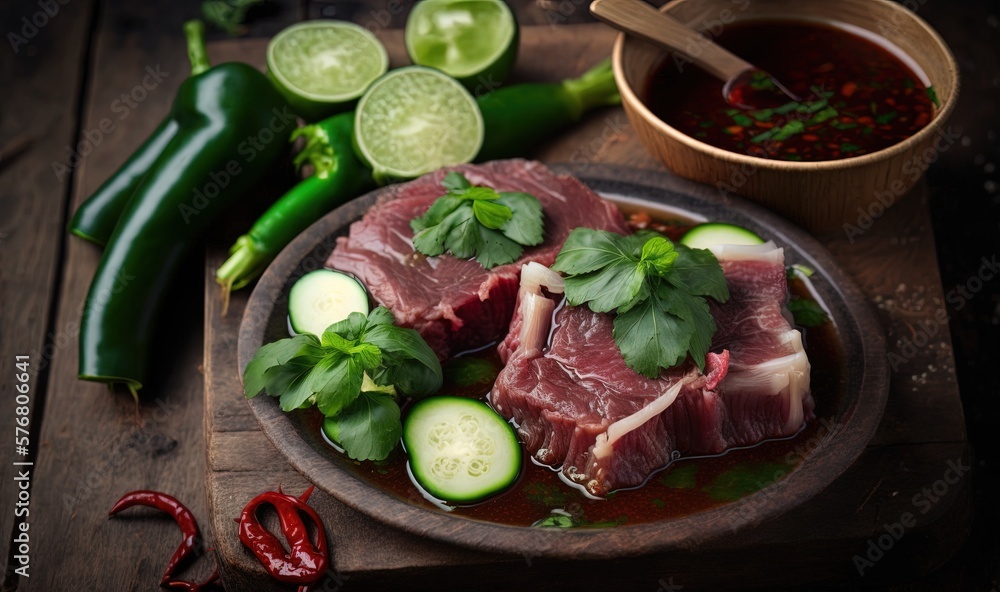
[11,0,293,588]
[0,0,95,586]
[203,22,969,590]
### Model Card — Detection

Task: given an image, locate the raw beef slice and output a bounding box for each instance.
[492,242,814,496]
[325,160,628,359]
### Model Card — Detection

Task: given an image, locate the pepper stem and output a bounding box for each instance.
[216,235,268,314]
[184,20,211,76]
[561,58,621,121]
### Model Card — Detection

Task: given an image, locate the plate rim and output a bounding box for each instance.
[239,161,888,559]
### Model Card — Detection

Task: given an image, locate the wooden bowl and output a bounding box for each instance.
[612,0,959,234]
[238,163,889,558]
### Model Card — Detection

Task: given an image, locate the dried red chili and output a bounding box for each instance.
[109,490,217,591]
[109,491,200,584]
[237,485,328,587]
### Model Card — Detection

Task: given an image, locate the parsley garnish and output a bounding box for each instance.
[410,172,544,269]
[243,306,443,461]
[552,229,730,378]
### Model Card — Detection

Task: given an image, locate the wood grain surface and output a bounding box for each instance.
[0,0,95,586]
[203,24,969,591]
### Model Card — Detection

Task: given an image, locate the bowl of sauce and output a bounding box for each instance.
[612,0,959,233]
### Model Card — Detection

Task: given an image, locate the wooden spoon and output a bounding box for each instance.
[590,0,801,109]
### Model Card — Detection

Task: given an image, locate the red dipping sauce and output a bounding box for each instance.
[644,20,938,161]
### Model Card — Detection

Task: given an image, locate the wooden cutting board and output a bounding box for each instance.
[203,25,970,590]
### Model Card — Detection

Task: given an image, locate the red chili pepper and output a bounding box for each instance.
[109,490,200,586]
[237,485,328,586]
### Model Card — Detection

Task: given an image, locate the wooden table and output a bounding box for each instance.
[2,1,996,590]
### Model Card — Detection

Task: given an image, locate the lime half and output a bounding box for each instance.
[267,20,389,121]
[354,66,484,183]
[405,0,518,92]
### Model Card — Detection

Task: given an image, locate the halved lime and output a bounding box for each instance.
[267,20,389,121]
[405,0,518,92]
[354,66,484,183]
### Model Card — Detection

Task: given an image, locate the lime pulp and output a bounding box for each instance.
[354,66,484,182]
[267,20,388,121]
[405,0,518,90]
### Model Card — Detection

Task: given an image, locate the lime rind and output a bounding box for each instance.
[267,20,388,119]
[354,66,484,182]
[405,0,517,88]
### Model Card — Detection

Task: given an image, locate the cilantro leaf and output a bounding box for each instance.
[787,297,830,327]
[323,391,402,462]
[442,171,471,191]
[613,286,694,378]
[552,228,647,276]
[410,172,545,269]
[667,245,730,302]
[497,192,544,246]
[476,227,523,269]
[553,228,731,377]
[473,199,513,229]
[242,306,443,461]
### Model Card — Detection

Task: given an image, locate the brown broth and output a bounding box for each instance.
[311,253,845,528]
[644,20,936,161]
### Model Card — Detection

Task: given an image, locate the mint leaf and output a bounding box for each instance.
[639,237,678,275]
[410,172,545,269]
[243,334,321,398]
[323,391,401,461]
[243,306,443,461]
[472,199,513,229]
[363,323,443,396]
[256,357,317,409]
[311,355,364,416]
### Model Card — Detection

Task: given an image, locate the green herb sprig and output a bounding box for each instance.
[410,172,544,269]
[552,229,730,378]
[244,306,443,461]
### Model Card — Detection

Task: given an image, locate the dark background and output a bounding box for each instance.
[1,0,997,589]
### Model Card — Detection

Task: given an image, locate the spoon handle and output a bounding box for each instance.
[590,0,752,82]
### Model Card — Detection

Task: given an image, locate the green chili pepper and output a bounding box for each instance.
[214,59,621,293]
[216,111,374,299]
[78,20,296,395]
[68,118,180,246]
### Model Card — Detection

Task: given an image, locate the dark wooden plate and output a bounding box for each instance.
[238,163,888,559]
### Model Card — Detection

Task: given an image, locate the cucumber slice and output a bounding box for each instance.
[288,269,369,336]
[403,396,520,503]
[680,222,765,249]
